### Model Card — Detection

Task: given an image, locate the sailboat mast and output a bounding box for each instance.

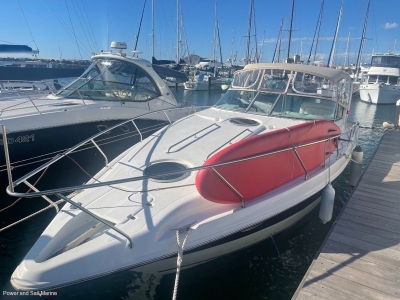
[217,21,223,66]
[213,1,217,65]
[327,0,343,68]
[133,0,147,52]
[307,0,324,65]
[176,0,180,63]
[246,0,254,64]
[152,0,155,58]
[253,3,258,63]
[272,18,284,63]
[287,0,295,61]
[344,31,350,67]
[355,0,371,79]
[230,29,235,65]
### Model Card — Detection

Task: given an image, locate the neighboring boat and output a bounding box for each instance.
[0,79,61,93]
[0,44,89,80]
[0,41,186,176]
[359,53,400,104]
[184,73,220,90]
[8,63,359,291]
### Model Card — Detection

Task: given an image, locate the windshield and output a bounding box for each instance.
[57,58,161,102]
[270,95,336,120]
[214,90,276,114]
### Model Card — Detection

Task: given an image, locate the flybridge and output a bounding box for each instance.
[0,44,39,54]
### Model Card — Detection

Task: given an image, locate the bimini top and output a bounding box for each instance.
[242,63,351,84]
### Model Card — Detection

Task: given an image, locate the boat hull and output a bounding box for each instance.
[184,81,219,91]
[135,191,321,274]
[0,118,168,184]
[10,190,321,291]
[359,83,400,104]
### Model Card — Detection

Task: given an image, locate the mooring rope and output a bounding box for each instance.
[0,165,50,213]
[172,228,191,300]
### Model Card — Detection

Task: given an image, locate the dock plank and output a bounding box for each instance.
[336,218,400,242]
[350,194,400,209]
[301,282,357,300]
[310,256,400,296]
[332,224,400,252]
[294,130,400,300]
[322,239,400,270]
[340,212,400,234]
[345,201,400,220]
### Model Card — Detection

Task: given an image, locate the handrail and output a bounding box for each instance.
[166,123,220,153]
[7,133,344,199]
[23,180,59,213]
[212,167,246,208]
[0,92,44,116]
[206,128,253,160]
[91,139,108,166]
[4,118,357,251]
[56,193,133,248]
[2,125,14,192]
[11,106,205,187]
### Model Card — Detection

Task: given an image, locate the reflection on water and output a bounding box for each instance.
[0,90,397,299]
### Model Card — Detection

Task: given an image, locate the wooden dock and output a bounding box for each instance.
[293,129,400,300]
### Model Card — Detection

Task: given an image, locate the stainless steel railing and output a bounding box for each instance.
[3,109,358,246]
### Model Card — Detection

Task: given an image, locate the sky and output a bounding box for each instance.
[0,0,399,66]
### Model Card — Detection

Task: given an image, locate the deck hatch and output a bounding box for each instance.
[228,118,260,127]
[144,161,190,182]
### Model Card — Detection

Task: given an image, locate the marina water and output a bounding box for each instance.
[0,88,395,299]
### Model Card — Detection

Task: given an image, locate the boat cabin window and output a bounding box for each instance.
[231,70,261,89]
[388,76,399,84]
[367,75,378,83]
[371,55,400,67]
[259,70,289,93]
[58,59,161,102]
[270,95,336,120]
[377,75,388,84]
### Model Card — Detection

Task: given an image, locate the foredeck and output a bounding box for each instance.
[293,129,400,300]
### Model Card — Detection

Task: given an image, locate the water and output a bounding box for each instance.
[0,89,395,300]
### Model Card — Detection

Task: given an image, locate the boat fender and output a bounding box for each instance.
[319,183,335,224]
[382,121,394,129]
[349,145,363,186]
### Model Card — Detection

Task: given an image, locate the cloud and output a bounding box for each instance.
[382,22,398,29]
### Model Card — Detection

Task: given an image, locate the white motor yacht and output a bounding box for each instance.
[0,42,187,175]
[359,53,400,104]
[8,63,359,291]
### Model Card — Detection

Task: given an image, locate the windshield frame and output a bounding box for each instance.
[215,67,346,121]
[56,58,162,103]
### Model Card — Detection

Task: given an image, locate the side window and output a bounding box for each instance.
[388,76,398,84]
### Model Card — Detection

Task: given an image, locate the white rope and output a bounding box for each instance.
[172,228,191,300]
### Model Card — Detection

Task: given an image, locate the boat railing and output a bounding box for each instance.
[0,86,178,118]
[1,105,213,244]
[3,110,357,248]
[0,90,77,117]
[5,131,348,205]
[205,128,253,160]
